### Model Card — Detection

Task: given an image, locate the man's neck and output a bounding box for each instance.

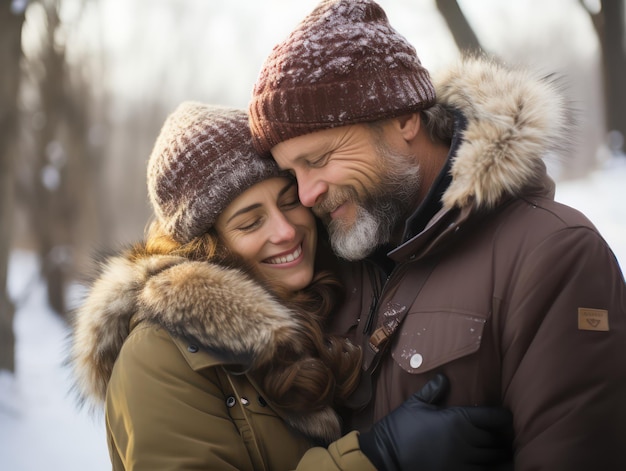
[390,139,451,245]
[414,139,451,213]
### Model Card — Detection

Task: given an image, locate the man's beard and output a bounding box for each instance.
[314,143,421,261]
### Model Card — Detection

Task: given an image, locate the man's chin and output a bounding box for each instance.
[327,213,381,261]
[330,235,377,261]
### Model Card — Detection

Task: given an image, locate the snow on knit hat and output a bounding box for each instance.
[249,0,436,155]
[147,102,283,243]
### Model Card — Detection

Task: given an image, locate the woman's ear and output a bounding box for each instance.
[396,113,421,141]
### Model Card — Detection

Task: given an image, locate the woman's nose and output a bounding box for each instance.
[268,212,296,244]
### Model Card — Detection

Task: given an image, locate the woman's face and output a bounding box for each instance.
[215,177,317,292]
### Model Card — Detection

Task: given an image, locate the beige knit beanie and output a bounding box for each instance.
[147,102,283,243]
[249,0,436,155]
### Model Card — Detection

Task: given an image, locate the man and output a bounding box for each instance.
[249,0,626,469]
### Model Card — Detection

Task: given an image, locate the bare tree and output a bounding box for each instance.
[19,0,70,315]
[435,0,484,55]
[435,0,616,179]
[582,0,626,151]
[17,0,103,318]
[0,2,26,372]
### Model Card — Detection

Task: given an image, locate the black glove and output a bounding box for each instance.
[358,374,513,471]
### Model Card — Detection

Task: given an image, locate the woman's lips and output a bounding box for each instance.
[263,244,303,265]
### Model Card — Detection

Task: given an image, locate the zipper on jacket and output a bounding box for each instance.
[362,260,387,335]
[362,292,378,335]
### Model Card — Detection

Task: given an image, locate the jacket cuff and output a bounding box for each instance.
[295,431,377,470]
[327,431,378,470]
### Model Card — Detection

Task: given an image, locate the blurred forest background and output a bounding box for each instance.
[1,0,625,372]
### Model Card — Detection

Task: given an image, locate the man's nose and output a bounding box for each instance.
[297,176,327,208]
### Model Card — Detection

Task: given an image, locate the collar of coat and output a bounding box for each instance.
[388,57,571,259]
[436,56,572,211]
[71,252,344,444]
[71,252,306,404]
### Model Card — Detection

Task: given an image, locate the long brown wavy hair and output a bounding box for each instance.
[140,220,362,414]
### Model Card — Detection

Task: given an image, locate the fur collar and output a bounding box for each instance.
[70,251,341,444]
[435,57,573,210]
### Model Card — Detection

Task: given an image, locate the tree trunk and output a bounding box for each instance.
[19,0,101,318]
[584,0,626,152]
[27,0,69,316]
[435,0,484,55]
[0,4,25,372]
[601,0,626,147]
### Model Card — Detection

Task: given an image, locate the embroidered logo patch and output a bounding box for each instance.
[578,308,609,331]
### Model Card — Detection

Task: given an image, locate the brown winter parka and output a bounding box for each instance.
[327,58,626,470]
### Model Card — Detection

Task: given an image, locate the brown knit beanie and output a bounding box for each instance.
[249,0,436,155]
[147,102,283,243]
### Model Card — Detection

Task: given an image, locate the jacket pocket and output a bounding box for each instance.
[391,310,486,374]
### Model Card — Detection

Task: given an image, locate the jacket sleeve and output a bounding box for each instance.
[294,432,377,471]
[106,324,256,471]
[501,226,626,470]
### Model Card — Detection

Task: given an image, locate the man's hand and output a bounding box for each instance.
[358,374,513,470]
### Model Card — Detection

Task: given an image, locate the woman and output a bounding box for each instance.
[71,103,512,471]
[71,102,365,470]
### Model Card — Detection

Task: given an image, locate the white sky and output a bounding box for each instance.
[39,0,599,110]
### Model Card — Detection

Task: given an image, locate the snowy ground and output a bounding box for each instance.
[0,158,624,471]
[0,253,110,471]
[555,156,626,271]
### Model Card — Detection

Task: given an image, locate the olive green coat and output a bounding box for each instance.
[71,253,375,471]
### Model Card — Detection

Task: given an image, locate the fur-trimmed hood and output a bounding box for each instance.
[70,250,341,444]
[436,57,573,210]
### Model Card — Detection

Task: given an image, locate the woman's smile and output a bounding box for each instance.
[263,243,304,265]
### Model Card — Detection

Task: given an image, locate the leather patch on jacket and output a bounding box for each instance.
[578,308,609,331]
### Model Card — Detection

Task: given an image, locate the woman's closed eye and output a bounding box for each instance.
[280,196,301,210]
[279,186,301,210]
[236,217,264,232]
